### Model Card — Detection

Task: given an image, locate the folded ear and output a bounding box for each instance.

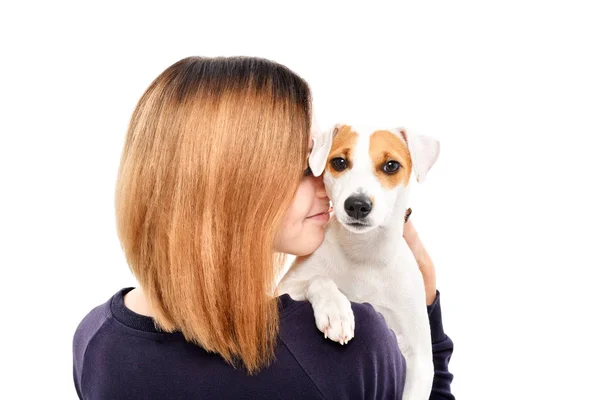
[308,124,339,177]
[397,127,440,183]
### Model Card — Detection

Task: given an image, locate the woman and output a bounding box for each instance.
[72,56,454,399]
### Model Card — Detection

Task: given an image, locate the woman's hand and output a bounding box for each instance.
[403,209,437,306]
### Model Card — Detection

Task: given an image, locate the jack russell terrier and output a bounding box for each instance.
[277,123,440,400]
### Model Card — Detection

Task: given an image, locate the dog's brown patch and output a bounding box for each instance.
[327,125,358,178]
[369,130,412,189]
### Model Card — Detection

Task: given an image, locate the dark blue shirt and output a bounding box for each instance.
[73,288,453,399]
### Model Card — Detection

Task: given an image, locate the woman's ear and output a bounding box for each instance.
[396,127,440,183]
[309,124,339,177]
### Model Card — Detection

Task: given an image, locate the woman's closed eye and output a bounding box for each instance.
[304,148,313,176]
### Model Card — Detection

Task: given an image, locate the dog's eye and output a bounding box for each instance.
[382,160,401,174]
[330,157,348,172]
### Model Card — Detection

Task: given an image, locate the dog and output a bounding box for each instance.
[277,123,440,400]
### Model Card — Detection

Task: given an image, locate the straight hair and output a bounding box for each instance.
[115,56,312,373]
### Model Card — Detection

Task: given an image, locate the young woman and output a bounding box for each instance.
[72,56,454,399]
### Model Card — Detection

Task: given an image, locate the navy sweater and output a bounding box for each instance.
[73,288,454,399]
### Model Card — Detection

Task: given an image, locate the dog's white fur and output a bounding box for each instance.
[277,123,440,400]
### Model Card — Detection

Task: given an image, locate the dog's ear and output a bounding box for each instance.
[397,127,440,183]
[309,124,339,177]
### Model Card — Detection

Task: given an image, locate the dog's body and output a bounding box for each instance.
[277,124,439,400]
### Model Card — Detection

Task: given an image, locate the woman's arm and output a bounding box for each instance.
[403,213,455,400]
[427,291,455,400]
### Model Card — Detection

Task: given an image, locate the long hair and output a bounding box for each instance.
[115,56,312,373]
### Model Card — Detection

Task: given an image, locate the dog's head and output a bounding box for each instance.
[309,124,439,233]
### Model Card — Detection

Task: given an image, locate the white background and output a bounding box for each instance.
[1,1,599,399]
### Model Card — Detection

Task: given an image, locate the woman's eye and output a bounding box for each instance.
[303,166,313,176]
[382,160,401,174]
[330,157,348,172]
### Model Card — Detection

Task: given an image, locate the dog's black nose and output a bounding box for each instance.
[344,195,372,219]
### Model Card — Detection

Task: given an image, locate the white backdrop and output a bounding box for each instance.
[1,1,599,399]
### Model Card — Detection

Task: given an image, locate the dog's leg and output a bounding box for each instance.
[277,277,311,301]
[386,242,434,400]
[277,244,354,345]
[279,274,355,344]
[306,276,355,345]
[400,351,435,400]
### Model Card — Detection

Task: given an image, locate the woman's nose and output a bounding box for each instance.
[313,175,328,199]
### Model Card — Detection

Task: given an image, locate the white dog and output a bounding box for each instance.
[277,123,440,400]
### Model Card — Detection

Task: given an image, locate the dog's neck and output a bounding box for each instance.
[330,196,408,264]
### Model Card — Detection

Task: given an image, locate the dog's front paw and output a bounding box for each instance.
[306,276,355,345]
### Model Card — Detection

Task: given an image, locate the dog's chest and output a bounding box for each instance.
[319,234,423,307]
[330,250,414,299]
[334,262,394,300]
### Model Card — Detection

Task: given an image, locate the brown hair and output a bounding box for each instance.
[115,56,312,373]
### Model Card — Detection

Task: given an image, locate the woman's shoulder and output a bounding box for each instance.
[73,291,115,354]
[72,289,121,397]
[279,296,404,360]
[277,295,405,399]
[278,294,401,349]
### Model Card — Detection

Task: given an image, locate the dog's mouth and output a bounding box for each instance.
[344,220,371,229]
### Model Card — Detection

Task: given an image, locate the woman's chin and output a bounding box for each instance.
[277,223,327,256]
[297,229,325,256]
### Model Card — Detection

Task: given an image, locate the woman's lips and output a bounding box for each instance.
[307,207,333,220]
